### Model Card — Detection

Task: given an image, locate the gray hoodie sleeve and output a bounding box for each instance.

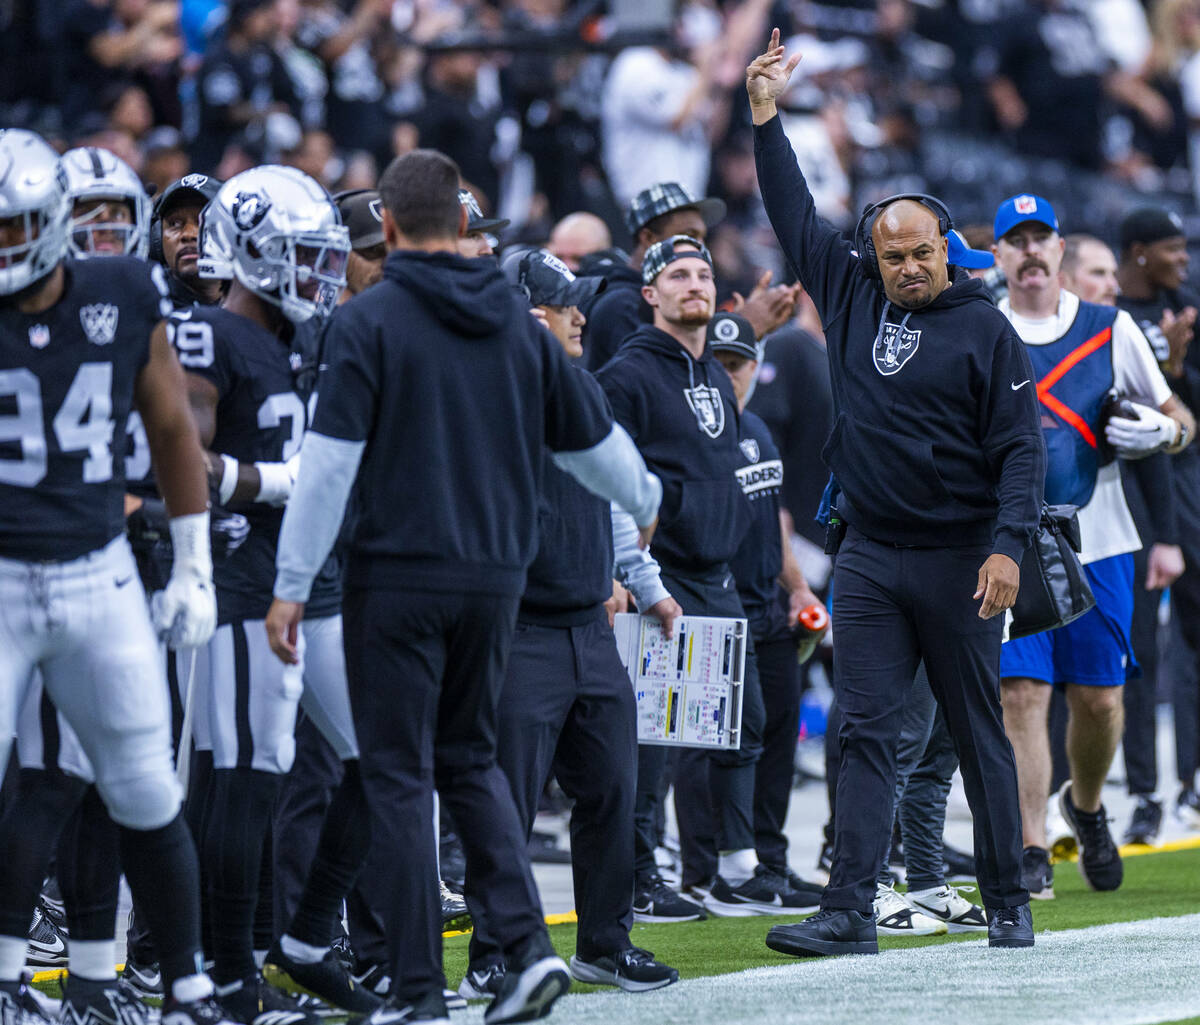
[274,431,364,602]
[611,504,671,610]
[552,422,662,527]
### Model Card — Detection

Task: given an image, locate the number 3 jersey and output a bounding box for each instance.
[0,256,172,561]
[170,305,338,623]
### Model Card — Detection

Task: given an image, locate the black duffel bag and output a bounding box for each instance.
[1009,504,1096,640]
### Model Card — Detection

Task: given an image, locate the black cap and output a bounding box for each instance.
[153,173,223,221]
[1119,206,1185,251]
[625,182,726,237]
[707,312,757,359]
[503,248,606,307]
[333,189,384,250]
[641,234,714,285]
[458,189,509,235]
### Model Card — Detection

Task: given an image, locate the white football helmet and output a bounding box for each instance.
[61,146,152,260]
[198,165,349,323]
[0,129,71,295]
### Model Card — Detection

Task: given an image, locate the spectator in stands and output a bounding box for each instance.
[548,213,612,272]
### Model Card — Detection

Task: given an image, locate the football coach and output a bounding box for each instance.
[747,31,1045,956]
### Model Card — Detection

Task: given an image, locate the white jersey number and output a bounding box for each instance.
[257,392,306,461]
[0,363,115,487]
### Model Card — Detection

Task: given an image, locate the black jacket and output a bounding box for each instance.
[596,324,751,575]
[754,115,1045,561]
[313,249,612,596]
[581,263,649,372]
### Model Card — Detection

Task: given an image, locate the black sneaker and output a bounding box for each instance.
[704,867,821,917]
[632,875,706,923]
[568,948,678,992]
[1175,786,1200,829]
[482,935,569,1025]
[26,905,67,968]
[987,903,1034,948]
[456,964,506,1001]
[120,961,163,1000]
[266,942,383,1015]
[1058,782,1123,892]
[59,976,151,1025]
[439,882,471,932]
[19,976,59,1023]
[941,842,976,882]
[160,995,237,1025]
[1123,796,1163,846]
[215,975,323,1025]
[764,909,877,958]
[778,868,825,902]
[1019,846,1054,900]
[39,884,65,931]
[354,991,448,1025]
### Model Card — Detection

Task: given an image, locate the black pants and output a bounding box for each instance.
[342,586,545,1003]
[1123,545,1162,796]
[825,528,1026,914]
[752,623,803,872]
[468,616,636,967]
[1170,553,1200,787]
[635,567,765,888]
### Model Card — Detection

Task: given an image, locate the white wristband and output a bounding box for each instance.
[255,461,293,505]
[169,511,212,576]
[218,454,239,506]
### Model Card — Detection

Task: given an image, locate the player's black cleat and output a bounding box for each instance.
[265,944,382,1016]
[987,903,1034,948]
[58,975,151,1025]
[1059,782,1123,892]
[120,961,163,1000]
[26,905,67,968]
[215,975,323,1025]
[160,995,237,1025]
[765,909,878,958]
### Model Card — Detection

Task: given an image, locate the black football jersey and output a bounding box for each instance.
[0,256,171,560]
[171,305,306,623]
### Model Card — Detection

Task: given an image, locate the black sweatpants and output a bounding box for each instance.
[824,528,1026,914]
[468,615,636,967]
[752,620,803,873]
[1123,544,1162,797]
[342,586,546,1004]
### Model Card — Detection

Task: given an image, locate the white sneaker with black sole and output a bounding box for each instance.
[873,884,948,936]
[568,948,678,992]
[905,884,988,933]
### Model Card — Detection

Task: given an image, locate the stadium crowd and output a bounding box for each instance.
[2,0,1200,1023]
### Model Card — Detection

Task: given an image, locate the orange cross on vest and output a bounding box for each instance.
[1035,326,1113,448]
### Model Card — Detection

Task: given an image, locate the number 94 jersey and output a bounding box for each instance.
[168,304,307,623]
[0,256,172,561]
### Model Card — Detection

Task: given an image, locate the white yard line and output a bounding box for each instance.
[457,913,1200,1025]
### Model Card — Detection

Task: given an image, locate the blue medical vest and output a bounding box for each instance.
[1023,301,1118,508]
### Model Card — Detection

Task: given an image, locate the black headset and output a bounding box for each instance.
[854,193,954,281]
[149,175,223,265]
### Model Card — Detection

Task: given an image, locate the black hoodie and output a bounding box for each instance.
[596,324,751,575]
[580,262,650,373]
[754,115,1045,560]
[312,249,613,596]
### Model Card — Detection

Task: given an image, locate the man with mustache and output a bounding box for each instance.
[992,194,1194,900]
[748,30,1045,957]
[151,175,226,310]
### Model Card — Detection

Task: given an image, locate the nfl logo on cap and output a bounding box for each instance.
[1014,195,1037,215]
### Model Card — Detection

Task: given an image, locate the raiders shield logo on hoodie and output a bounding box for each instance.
[873,321,921,376]
[684,384,725,438]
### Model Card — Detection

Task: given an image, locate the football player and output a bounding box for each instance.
[172,166,375,1025]
[60,147,151,260]
[0,128,230,1025]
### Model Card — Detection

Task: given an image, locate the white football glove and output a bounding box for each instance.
[153,511,217,649]
[1104,401,1179,459]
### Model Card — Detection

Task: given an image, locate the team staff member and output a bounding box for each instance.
[150,175,225,309]
[459,248,677,998]
[265,149,663,1025]
[748,31,1044,956]
[994,196,1193,898]
[708,312,825,896]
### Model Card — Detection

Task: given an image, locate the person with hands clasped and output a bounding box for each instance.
[747,30,1046,957]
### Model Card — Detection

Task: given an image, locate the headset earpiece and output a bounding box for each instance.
[854,193,954,281]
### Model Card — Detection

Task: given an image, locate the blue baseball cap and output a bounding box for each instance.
[946,229,994,269]
[994,194,1059,242]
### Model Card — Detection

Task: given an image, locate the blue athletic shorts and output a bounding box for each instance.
[1000,553,1137,688]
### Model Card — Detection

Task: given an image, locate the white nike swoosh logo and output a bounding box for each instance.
[1012,380,1031,391]
[31,933,65,955]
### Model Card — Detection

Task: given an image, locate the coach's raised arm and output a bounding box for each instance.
[746,30,1047,959]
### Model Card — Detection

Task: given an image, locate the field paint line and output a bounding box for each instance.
[450,913,1200,1025]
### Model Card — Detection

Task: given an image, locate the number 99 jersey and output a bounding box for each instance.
[0,256,173,561]
[168,304,307,623]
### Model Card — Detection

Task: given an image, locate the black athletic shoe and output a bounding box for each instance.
[160,995,236,1025]
[941,843,976,882]
[483,936,569,1025]
[215,975,323,1025]
[26,905,68,968]
[765,909,878,958]
[767,866,826,902]
[456,964,506,1002]
[38,882,65,931]
[1058,782,1123,892]
[266,944,382,1015]
[19,977,59,1023]
[704,867,821,917]
[632,875,706,923]
[1123,796,1163,846]
[59,976,151,1025]
[120,961,163,1000]
[568,948,678,992]
[355,991,448,1025]
[439,883,471,931]
[986,903,1034,948]
[1019,846,1054,900]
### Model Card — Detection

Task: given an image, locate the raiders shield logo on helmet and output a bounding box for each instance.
[180,173,209,189]
[233,191,269,232]
[79,303,118,345]
[873,321,920,376]
[739,438,760,463]
[684,384,726,439]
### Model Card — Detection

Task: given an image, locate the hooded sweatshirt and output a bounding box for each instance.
[596,324,751,575]
[581,262,650,372]
[754,115,1045,560]
[305,249,614,596]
